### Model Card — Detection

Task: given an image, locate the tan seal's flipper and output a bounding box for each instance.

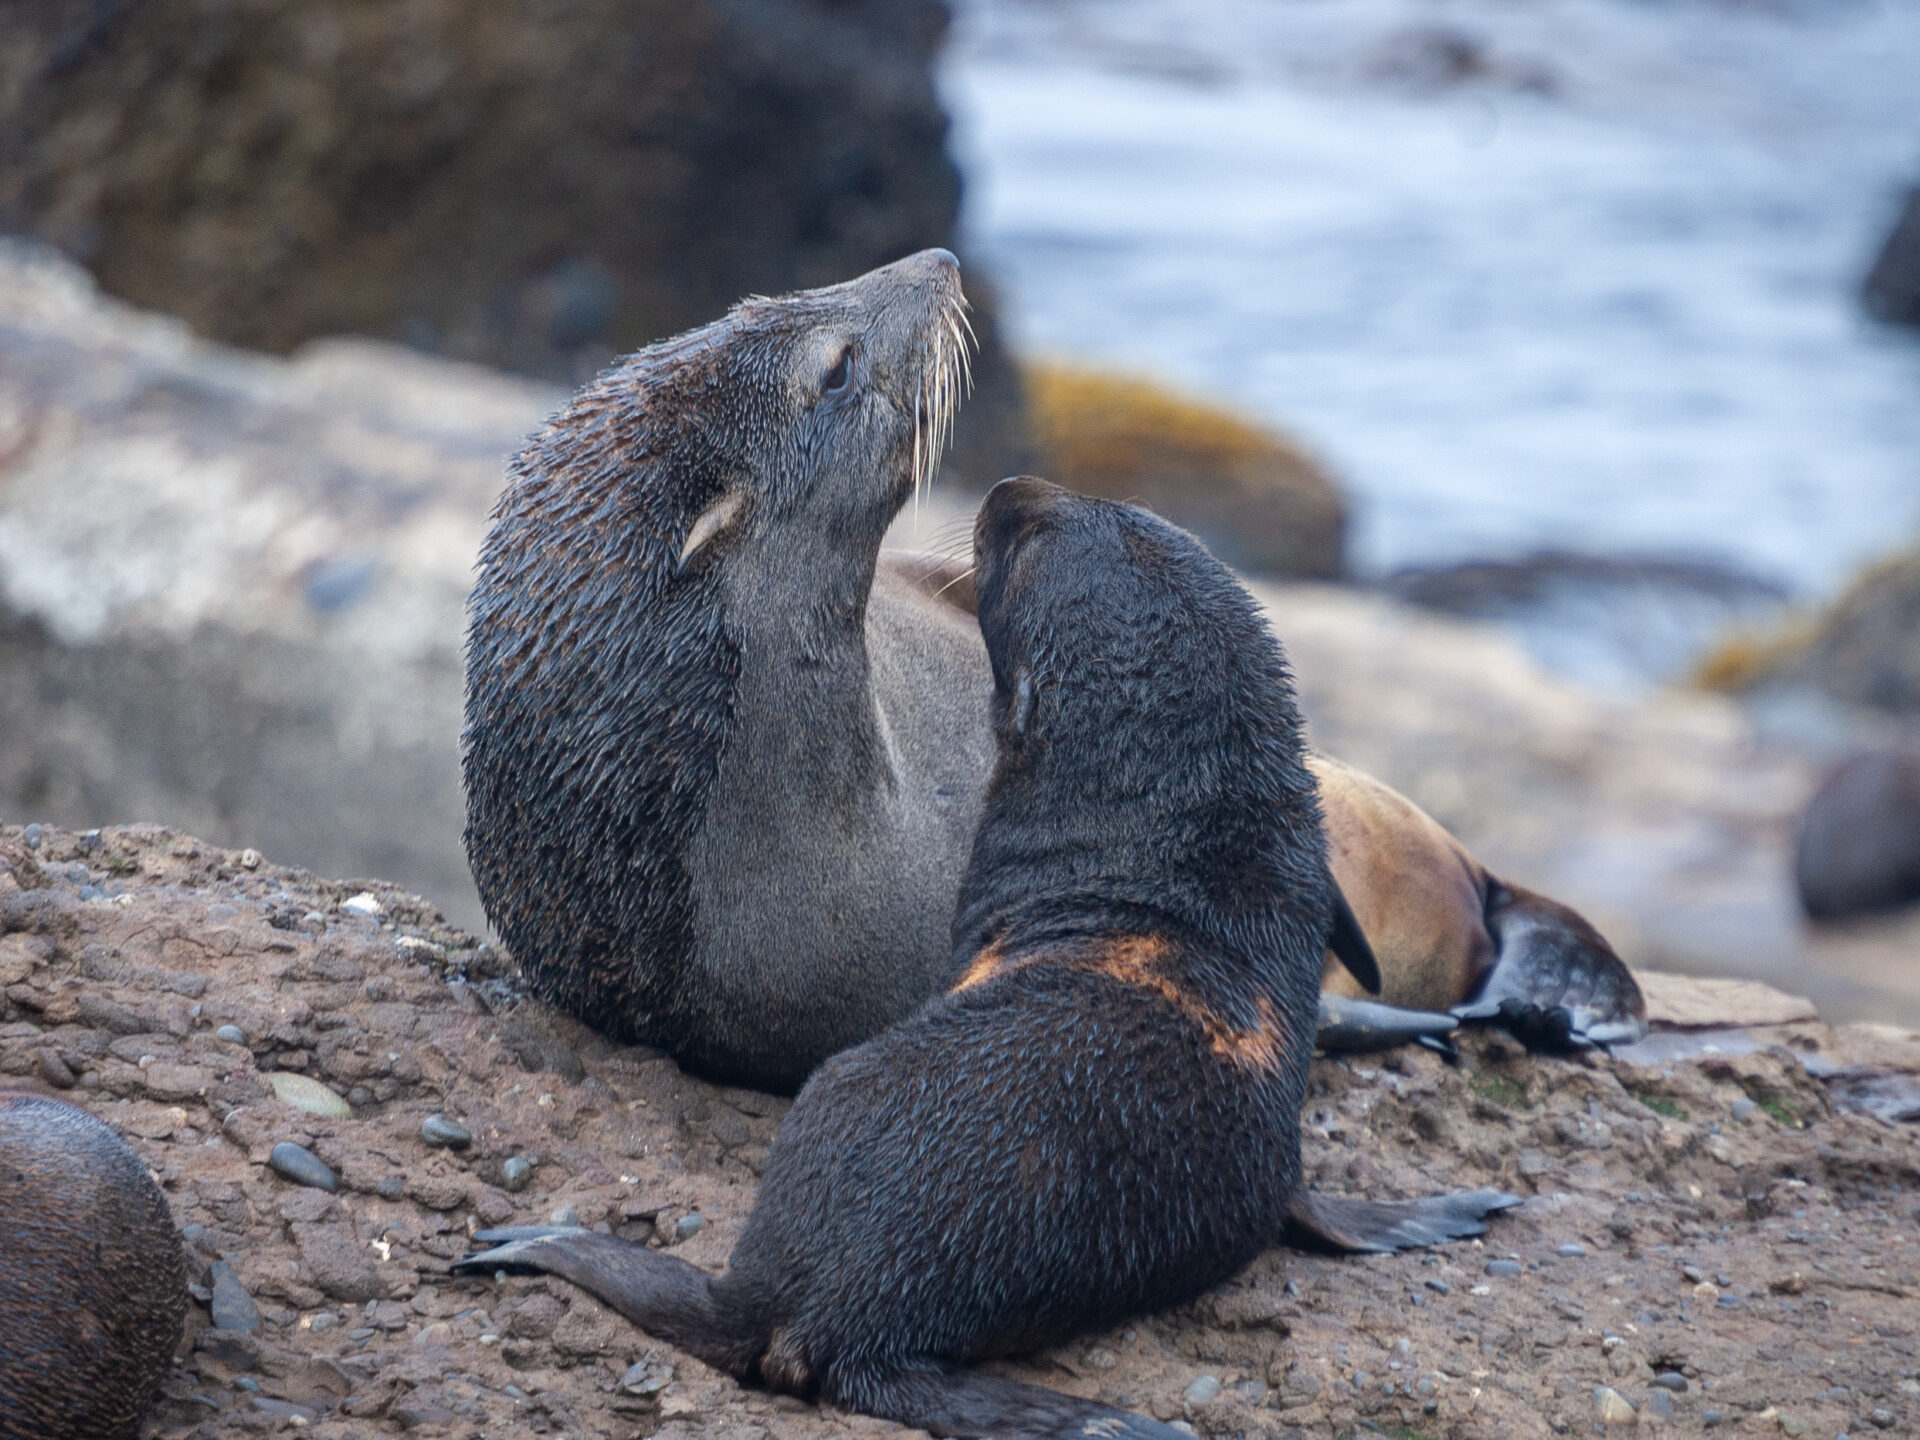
[1310,755,1646,1050]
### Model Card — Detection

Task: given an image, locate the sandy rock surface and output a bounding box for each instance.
[4,822,1919,1440]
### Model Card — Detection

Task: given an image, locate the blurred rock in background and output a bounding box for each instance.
[1019,362,1347,578]
[1864,187,1920,329]
[0,0,1026,478]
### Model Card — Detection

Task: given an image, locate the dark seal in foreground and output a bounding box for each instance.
[0,1091,187,1440]
[458,481,1512,1437]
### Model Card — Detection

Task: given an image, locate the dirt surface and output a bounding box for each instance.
[4,823,1919,1440]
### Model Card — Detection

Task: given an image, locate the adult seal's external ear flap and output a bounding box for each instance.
[1328,881,1382,995]
[679,490,747,571]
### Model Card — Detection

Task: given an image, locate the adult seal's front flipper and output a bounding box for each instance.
[1454,880,1647,1051]
[1285,1188,1521,1254]
[1316,993,1458,1053]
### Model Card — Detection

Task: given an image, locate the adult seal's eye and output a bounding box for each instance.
[822,347,854,397]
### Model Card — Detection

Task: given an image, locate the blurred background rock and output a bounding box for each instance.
[1,0,1918,1018]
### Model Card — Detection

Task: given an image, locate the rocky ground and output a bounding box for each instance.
[4,822,1919,1440]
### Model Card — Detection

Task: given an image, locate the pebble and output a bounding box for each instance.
[1558,1243,1586,1257]
[550,1207,581,1226]
[1425,1278,1449,1294]
[267,1071,352,1119]
[1485,1260,1524,1278]
[1652,1372,1689,1392]
[502,1156,533,1192]
[342,892,384,916]
[1731,1098,1756,1121]
[1683,1265,1706,1283]
[347,1086,374,1108]
[38,1050,75,1088]
[1183,1376,1222,1407]
[215,1024,248,1046]
[1645,1390,1675,1423]
[1870,1411,1895,1430]
[22,823,40,849]
[234,1377,262,1394]
[209,1260,262,1333]
[1593,1386,1637,1424]
[269,1141,338,1192]
[420,1114,472,1149]
[252,1397,317,1425]
[78,885,105,901]
[675,1212,706,1242]
[377,1176,405,1200]
[1704,1408,1723,1426]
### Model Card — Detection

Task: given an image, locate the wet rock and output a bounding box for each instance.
[1557,1243,1586,1257]
[269,1141,339,1192]
[674,1212,705,1242]
[501,1156,533,1193]
[1645,1389,1675,1423]
[209,1260,262,1334]
[1870,1410,1895,1429]
[215,1024,248,1046]
[1652,1373,1688,1392]
[420,1114,471,1149]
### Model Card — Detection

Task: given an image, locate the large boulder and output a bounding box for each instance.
[0,0,1024,476]
[1020,362,1347,578]
[1864,187,1920,329]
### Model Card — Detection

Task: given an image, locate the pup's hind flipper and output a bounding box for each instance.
[1459,880,1646,1051]
[1285,1188,1520,1254]
[832,1360,1188,1440]
[456,1227,762,1375]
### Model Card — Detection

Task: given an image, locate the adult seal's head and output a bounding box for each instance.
[0,1092,187,1440]
[464,251,973,1082]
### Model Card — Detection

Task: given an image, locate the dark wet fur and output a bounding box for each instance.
[466,481,1332,1438]
[0,1093,186,1440]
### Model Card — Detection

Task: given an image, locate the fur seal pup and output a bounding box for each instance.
[458,479,1513,1439]
[1796,746,1920,920]
[464,249,1638,1090]
[0,1091,187,1440]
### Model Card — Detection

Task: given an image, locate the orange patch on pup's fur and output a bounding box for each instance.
[1078,936,1289,1073]
[950,941,1012,993]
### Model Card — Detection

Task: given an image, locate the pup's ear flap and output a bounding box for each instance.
[679,490,747,571]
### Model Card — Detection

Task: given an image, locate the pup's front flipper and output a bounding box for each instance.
[832,1360,1190,1440]
[1285,1188,1520,1254]
[1456,880,1647,1051]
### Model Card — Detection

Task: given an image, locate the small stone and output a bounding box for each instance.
[38,1050,75,1089]
[1645,1390,1675,1423]
[1682,1264,1705,1283]
[209,1260,262,1333]
[620,1359,675,1395]
[549,1207,580,1227]
[502,1156,533,1192]
[251,1397,317,1425]
[267,1071,352,1119]
[1183,1376,1222,1407]
[377,1176,405,1200]
[234,1377,262,1394]
[78,884,104,901]
[675,1212,705,1242]
[420,1114,471,1149]
[1486,1259,1524,1278]
[1234,1380,1267,1405]
[1652,1373,1688,1393]
[215,1024,248,1046]
[239,848,263,870]
[22,823,41,849]
[1425,1278,1449,1294]
[269,1141,339,1192]
[347,1086,374,1108]
[1704,1408,1723,1427]
[1779,1417,1810,1438]
[1731,1098,1756,1121]
[1558,1243,1586,1257]
[342,892,384,916]
[1870,1411,1895,1430]
[1594,1386,1637,1425]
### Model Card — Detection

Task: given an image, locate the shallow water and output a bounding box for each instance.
[943,0,1920,623]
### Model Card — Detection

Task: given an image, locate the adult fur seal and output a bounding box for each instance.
[1795,746,1920,920]
[0,1091,187,1440]
[458,480,1513,1439]
[464,250,1640,1090]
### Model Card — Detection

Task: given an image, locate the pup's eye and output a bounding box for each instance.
[822,347,854,396]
